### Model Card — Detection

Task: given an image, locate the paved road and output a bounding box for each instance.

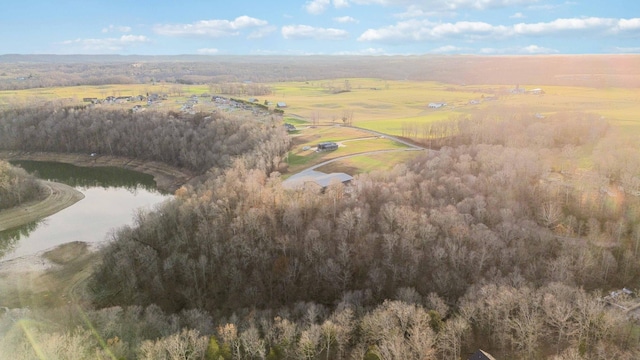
[284,125,429,188]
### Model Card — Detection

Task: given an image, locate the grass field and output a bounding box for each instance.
[270,79,640,136]
[284,124,411,177]
[315,150,424,175]
[1,78,638,174]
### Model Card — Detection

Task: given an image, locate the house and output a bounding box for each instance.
[528,88,544,95]
[317,142,338,151]
[468,349,497,360]
[428,102,446,109]
[115,96,132,103]
[282,170,353,190]
[277,102,287,108]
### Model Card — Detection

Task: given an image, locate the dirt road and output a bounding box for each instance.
[0,180,84,232]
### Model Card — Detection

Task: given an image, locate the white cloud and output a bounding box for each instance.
[527,1,575,11]
[479,44,558,54]
[520,44,558,54]
[358,19,508,42]
[616,18,640,32]
[393,5,457,19]
[101,25,131,33]
[154,16,269,37]
[352,0,540,11]
[513,17,615,35]
[334,0,350,8]
[613,47,640,53]
[197,48,219,54]
[305,0,331,14]
[305,0,352,14]
[431,45,468,53]
[282,25,349,40]
[334,16,359,23]
[510,12,525,19]
[334,47,387,55]
[60,35,149,52]
[248,25,278,39]
[359,17,640,43]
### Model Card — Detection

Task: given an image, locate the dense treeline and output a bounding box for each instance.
[85,110,640,357]
[2,284,634,359]
[92,145,640,309]
[2,91,640,357]
[0,160,44,210]
[0,105,290,174]
[402,110,609,149]
[2,55,639,91]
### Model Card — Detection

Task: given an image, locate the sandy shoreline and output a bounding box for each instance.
[0,180,85,232]
[0,241,105,274]
[0,151,194,193]
[0,151,192,271]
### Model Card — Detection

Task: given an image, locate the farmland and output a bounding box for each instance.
[1,55,640,359]
[2,77,638,176]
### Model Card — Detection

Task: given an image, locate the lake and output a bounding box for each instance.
[0,161,172,261]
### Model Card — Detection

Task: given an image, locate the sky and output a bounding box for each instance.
[1,0,639,56]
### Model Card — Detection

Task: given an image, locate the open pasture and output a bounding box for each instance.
[315,150,424,176]
[284,124,409,176]
[272,79,640,136]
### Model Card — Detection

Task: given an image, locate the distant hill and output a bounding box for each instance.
[1,54,639,88]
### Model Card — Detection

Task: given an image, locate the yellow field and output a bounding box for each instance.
[271,79,640,136]
[316,150,424,175]
[284,125,410,176]
[1,79,638,174]
[2,80,637,133]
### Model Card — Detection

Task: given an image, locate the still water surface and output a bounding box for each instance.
[0,161,172,261]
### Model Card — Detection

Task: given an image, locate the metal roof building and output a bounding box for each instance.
[282,170,353,190]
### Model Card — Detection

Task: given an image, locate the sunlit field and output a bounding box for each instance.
[1,79,637,134]
[1,78,638,175]
[284,124,410,176]
[271,79,640,136]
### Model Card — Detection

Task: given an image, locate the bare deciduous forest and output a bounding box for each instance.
[1,55,639,90]
[0,161,44,210]
[1,56,640,359]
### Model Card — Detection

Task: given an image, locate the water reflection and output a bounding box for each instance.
[0,220,41,258]
[0,161,171,261]
[9,160,159,193]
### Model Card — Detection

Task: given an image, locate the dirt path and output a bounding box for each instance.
[0,180,84,232]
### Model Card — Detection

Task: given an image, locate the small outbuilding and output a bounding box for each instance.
[317,142,338,151]
[277,102,287,108]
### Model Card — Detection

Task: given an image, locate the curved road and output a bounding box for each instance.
[294,125,428,173]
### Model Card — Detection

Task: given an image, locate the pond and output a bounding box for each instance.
[0,161,172,261]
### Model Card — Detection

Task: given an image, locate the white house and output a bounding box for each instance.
[428,102,446,109]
